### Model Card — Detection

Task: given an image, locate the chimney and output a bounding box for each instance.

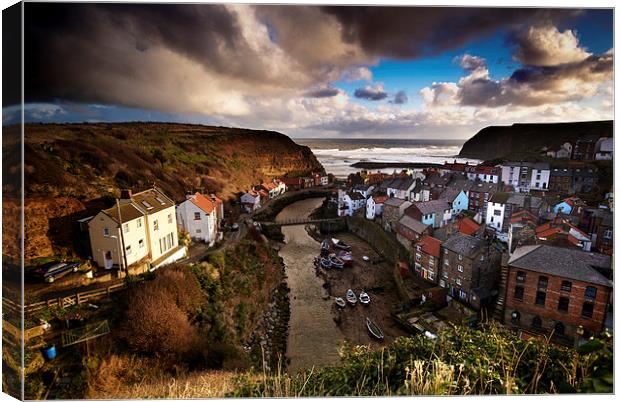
[119,189,133,204]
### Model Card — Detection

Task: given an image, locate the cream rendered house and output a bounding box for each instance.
[88,187,186,271]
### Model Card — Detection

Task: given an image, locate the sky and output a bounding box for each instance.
[3,3,614,139]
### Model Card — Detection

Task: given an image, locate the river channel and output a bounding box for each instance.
[276,197,343,373]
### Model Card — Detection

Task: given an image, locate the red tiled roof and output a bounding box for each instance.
[372,195,390,204]
[511,210,537,223]
[458,218,481,236]
[536,227,562,239]
[190,192,215,214]
[567,234,582,246]
[535,223,551,235]
[262,182,277,191]
[416,235,442,258]
[258,190,269,197]
[475,166,499,175]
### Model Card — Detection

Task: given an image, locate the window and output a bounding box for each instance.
[511,311,520,323]
[456,278,462,286]
[444,258,449,266]
[554,322,565,336]
[139,239,145,248]
[494,210,501,216]
[153,220,159,231]
[558,297,569,312]
[532,316,542,329]
[125,245,132,255]
[168,214,173,224]
[516,271,526,283]
[581,302,594,318]
[137,218,142,228]
[123,223,129,233]
[428,272,435,281]
[194,212,201,220]
[439,279,446,288]
[535,291,546,306]
[514,286,524,301]
[458,265,463,272]
[415,253,421,261]
[103,227,110,237]
[560,281,572,292]
[444,249,448,255]
[538,276,548,290]
[585,286,597,300]
[429,257,434,266]
[603,229,612,239]
[196,229,202,234]
[141,200,153,209]
[442,271,448,279]
[155,196,166,205]
[458,254,463,261]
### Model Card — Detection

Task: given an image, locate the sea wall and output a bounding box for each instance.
[345,217,411,265]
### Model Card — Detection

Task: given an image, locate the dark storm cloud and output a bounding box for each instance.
[320,6,578,59]
[303,87,341,98]
[391,90,408,104]
[354,86,388,101]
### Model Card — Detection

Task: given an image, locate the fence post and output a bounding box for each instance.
[76,293,82,305]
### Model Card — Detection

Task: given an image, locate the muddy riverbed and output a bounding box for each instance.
[277,198,407,373]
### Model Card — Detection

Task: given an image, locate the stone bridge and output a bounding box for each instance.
[257,217,344,227]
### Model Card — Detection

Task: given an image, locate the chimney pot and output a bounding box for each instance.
[120,189,132,199]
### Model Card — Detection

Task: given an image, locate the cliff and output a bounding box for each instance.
[2,122,323,260]
[458,120,613,160]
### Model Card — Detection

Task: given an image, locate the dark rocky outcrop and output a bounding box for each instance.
[459,120,613,160]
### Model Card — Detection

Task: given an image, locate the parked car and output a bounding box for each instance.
[32,261,80,283]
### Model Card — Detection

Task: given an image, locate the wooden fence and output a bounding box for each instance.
[2,282,127,316]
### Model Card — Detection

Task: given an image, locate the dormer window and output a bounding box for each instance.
[141,200,153,210]
[155,196,166,205]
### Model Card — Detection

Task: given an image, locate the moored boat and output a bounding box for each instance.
[332,238,352,251]
[345,289,357,305]
[338,251,354,266]
[366,317,384,340]
[320,239,330,256]
[329,255,345,269]
[334,297,346,308]
[320,257,332,269]
[359,291,370,305]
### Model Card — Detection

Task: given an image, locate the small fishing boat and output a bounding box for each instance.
[362,255,370,262]
[359,291,370,305]
[321,239,330,251]
[329,255,345,269]
[332,238,352,251]
[346,289,357,305]
[320,257,332,269]
[338,251,354,266]
[334,297,346,308]
[366,317,384,340]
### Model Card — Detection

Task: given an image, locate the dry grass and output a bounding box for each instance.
[86,353,240,399]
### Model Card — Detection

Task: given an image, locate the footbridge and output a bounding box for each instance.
[257,217,344,227]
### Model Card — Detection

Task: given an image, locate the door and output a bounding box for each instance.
[103,250,114,269]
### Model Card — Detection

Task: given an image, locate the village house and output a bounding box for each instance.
[88,188,185,272]
[549,168,574,194]
[468,181,497,215]
[366,194,389,220]
[546,142,573,159]
[281,177,304,190]
[240,190,261,212]
[260,179,287,199]
[580,208,613,255]
[313,172,329,186]
[176,192,223,246]
[382,176,416,200]
[485,193,546,241]
[595,137,613,160]
[439,188,469,214]
[572,167,598,193]
[446,216,482,238]
[410,181,431,202]
[352,184,375,198]
[413,235,442,284]
[469,165,501,183]
[337,189,366,217]
[382,197,412,232]
[439,232,499,309]
[535,217,592,251]
[507,210,539,253]
[572,138,596,161]
[405,199,452,229]
[500,162,550,192]
[504,245,612,342]
[396,215,430,250]
[553,196,586,215]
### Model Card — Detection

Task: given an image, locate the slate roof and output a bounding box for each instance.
[489,192,510,204]
[411,199,451,215]
[416,235,442,258]
[508,245,612,287]
[398,215,429,236]
[469,181,498,193]
[102,202,145,224]
[439,188,463,203]
[385,176,415,190]
[384,197,408,207]
[442,232,484,259]
[132,188,175,214]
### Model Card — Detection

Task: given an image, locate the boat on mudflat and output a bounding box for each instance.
[334,297,346,308]
[345,289,357,305]
[359,291,370,305]
[320,239,330,256]
[332,238,352,251]
[320,257,332,269]
[329,255,345,269]
[366,317,384,340]
[338,251,354,266]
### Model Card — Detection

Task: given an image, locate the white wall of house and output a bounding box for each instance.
[241,193,260,212]
[366,197,384,220]
[501,165,520,189]
[485,202,506,232]
[529,168,550,191]
[176,200,217,245]
[145,206,179,261]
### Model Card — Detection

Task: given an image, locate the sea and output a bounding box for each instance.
[294,138,480,178]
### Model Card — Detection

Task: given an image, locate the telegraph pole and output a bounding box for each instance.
[116,199,129,273]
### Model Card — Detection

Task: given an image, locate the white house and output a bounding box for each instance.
[500,162,550,192]
[366,195,389,220]
[595,137,613,160]
[485,193,508,238]
[260,179,287,199]
[240,190,261,212]
[176,192,222,245]
[338,189,366,217]
[384,176,416,200]
[352,184,375,198]
[546,142,572,159]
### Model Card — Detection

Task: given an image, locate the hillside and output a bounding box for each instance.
[2,123,323,260]
[458,120,613,160]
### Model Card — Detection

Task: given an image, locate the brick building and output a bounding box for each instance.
[413,235,442,284]
[439,232,500,308]
[381,197,412,233]
[504,245,612,342]
[468,181,498,214]
[396,215,430,250]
